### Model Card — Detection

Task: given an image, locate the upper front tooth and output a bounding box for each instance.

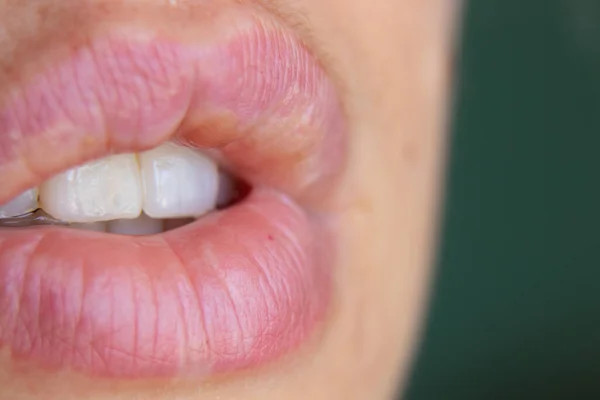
[39,154,143,223]
[0,188,38,218]
[140,142,219,219]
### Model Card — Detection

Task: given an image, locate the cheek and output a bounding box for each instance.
[291,0,456,397]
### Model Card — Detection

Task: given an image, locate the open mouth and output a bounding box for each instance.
[0,142,249,233]
[0,3,346,379]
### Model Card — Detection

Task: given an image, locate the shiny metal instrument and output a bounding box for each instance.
[0,209,68,227]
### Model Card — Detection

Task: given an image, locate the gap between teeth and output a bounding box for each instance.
[0,142,235,234]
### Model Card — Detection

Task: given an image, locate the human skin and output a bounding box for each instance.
[0,0,458,399]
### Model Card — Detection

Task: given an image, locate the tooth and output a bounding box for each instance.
[0,188,38,218]
[40,154,143,223]
[140,142,219,219]
[107,214,164,236]
[71,222,108,232]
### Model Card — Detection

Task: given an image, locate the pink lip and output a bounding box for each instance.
[0,189,333,378]
[0,7,345,378]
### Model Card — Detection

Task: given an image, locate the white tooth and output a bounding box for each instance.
[140,142,219,219]
[0,188,38,218]
[71,222,107,232]
[107,214,164,236]
[40,154,143,223]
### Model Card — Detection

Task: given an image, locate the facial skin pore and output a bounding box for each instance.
[0,1,458,399]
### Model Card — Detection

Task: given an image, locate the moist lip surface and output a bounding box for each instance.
[0,3,346,378]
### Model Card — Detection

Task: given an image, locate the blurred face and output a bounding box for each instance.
[0,1,457,399]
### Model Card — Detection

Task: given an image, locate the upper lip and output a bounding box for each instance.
[0,1,346,379]
[0,0,345,208]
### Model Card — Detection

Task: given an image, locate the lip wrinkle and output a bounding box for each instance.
[162,236,210,372]
[1,232,43,356]
[203,242,247,356]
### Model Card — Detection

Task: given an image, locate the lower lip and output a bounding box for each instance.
[0,188,333,378]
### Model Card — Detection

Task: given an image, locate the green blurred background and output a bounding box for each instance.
[404,1,600,399]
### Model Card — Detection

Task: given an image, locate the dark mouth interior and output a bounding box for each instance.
[215,174,251,211]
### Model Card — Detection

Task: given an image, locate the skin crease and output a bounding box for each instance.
[0,0,459,399]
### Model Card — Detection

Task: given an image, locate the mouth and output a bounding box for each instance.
[0,2,346,379]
